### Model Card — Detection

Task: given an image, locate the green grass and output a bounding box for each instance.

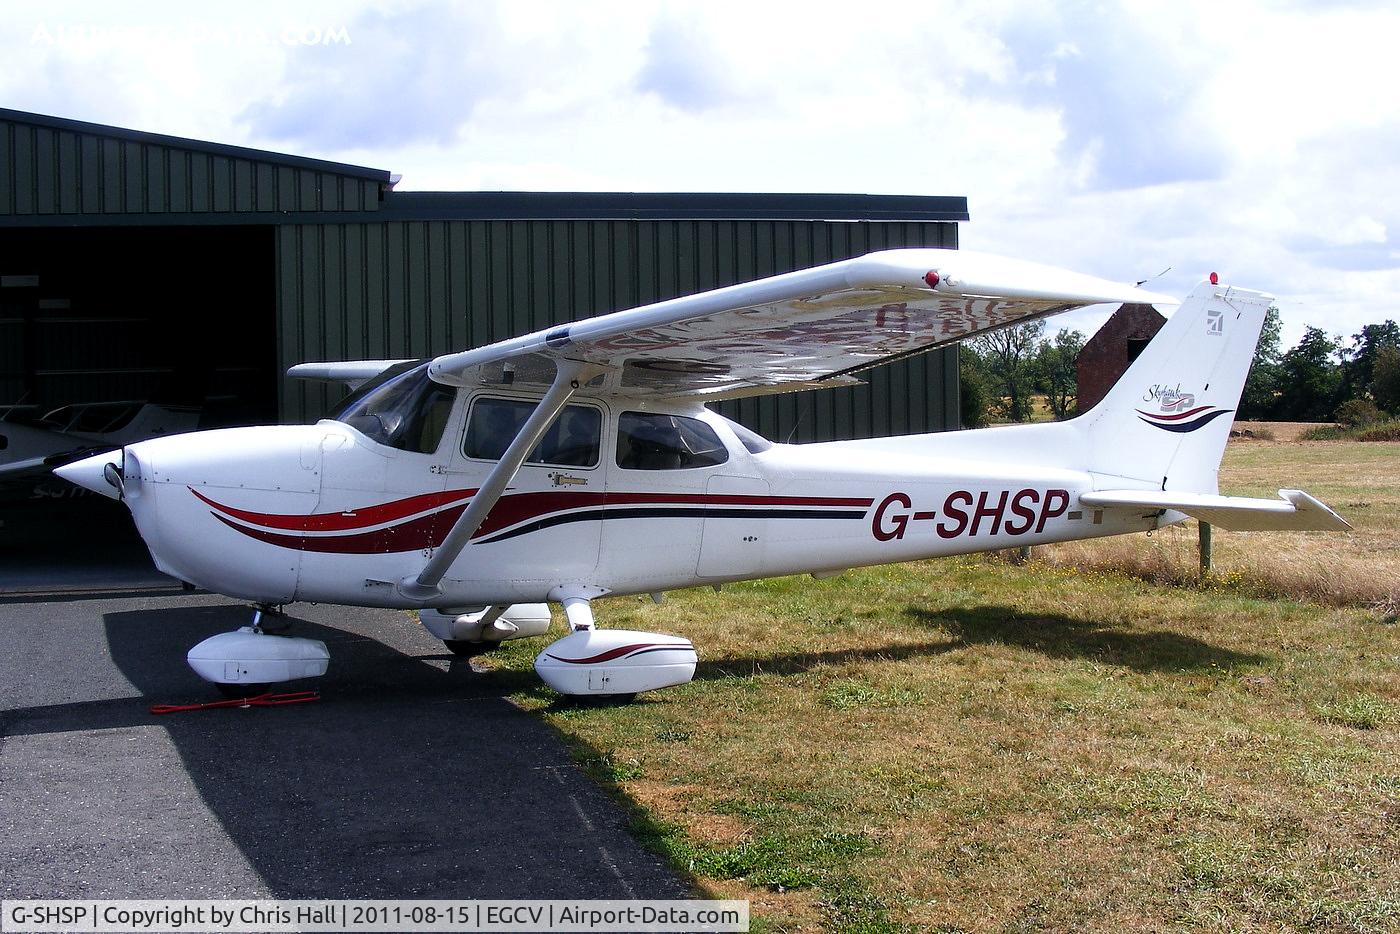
[485,555,1400,932]
[819,679,924,710]
[1302,419,1400,442]
[1313,693,1399,730]
[473,439,1400,931]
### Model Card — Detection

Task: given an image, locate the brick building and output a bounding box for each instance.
[1076,303,1167,412]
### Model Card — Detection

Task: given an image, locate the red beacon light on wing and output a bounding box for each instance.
[924,270,941,288]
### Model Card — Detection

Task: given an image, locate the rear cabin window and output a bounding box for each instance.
[463,397,602,468]
[616,412,729,470]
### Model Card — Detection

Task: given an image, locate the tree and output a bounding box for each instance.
[1374,345,1400,415]
[1272,326,1341,421]
[969,320,1045,422]
[958,344,992,428]
[1033,328,1085,420]
[1238,305,1283,419]
[1339,320,1400,404]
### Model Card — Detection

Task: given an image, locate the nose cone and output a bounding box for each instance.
[54,448,125,499]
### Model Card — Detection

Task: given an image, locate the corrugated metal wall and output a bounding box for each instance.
[1,110,964,443]
[277,218,960,441]
[0,117,382,217]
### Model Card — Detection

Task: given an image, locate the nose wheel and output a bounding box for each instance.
[215,680,272,699]
[443,639,504,658]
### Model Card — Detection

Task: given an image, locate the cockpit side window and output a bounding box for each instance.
[331,361,455,454]
[463,397,602,468]
[616,412,729,470]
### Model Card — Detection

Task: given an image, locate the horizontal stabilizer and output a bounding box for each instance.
[1080,489,1351,532]
[287,360,412,390]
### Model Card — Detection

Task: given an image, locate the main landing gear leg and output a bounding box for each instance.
[559,594,596,633]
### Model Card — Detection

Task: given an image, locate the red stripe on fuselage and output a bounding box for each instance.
[471,491,872,539]
[212,505,465,553]
[191,487,477,532]
[204,489,874,554]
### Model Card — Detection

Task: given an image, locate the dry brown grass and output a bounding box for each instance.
[1232,421,1326,443]
[1039,525,1400,608]
[1041,437,1400,609]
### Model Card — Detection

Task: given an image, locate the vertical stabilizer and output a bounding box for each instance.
[1080,281,1273,493]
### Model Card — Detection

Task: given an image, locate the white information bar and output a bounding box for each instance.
[1,900,749,933]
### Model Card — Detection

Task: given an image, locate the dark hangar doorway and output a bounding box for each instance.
[0,224,277,593]
[0,225,277,424]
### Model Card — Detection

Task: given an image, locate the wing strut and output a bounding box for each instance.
[398,360,601,601]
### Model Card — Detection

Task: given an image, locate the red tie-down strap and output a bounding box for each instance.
[149,690,320,715]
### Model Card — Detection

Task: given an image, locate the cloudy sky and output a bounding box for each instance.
[5,0,1399,346]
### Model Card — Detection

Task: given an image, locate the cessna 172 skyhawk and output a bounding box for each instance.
[56,249,1349,698]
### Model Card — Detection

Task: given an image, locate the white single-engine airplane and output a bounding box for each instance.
[56,249,1350,698]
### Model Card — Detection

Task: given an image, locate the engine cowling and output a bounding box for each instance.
[534,629,696,696]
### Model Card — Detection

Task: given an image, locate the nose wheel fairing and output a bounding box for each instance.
[185,607,327,691]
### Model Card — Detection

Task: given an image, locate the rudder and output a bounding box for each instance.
[1078,281,1273,494]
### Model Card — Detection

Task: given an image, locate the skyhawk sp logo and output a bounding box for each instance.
[1136,385,1232,432]
[1136,384,1231,432]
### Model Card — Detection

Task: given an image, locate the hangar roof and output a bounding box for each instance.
[1,108,968,226]
[375,191,968,223]
[1,107,393,182]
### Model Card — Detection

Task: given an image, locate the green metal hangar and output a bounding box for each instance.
[0,107,967,446]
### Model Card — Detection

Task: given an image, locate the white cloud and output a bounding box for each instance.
[3,0,1399,348]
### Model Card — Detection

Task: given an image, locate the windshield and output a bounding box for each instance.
[718,415,774,454]
[331,361,455,454]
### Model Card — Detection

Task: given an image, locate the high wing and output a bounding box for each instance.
[1080,489,1352,532]
[426,248,1176,400]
